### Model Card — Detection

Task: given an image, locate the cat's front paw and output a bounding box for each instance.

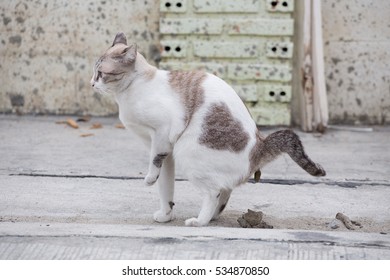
[185,217,205,227]
[144,174,159,186]
[153,209,174,223]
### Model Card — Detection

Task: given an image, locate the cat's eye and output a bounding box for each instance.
[97,71,102,79]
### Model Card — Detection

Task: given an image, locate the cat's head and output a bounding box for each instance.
[90,32,137,94]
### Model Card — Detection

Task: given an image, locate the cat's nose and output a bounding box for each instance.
[90,79,95,87]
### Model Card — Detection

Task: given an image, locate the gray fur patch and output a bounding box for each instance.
[249,131,266,174]
[219,203,227,214]
[169,71,207,125]
[199,103,249,153]
[152,153,169,168]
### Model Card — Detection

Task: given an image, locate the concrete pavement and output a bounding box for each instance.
[0,115,389,259]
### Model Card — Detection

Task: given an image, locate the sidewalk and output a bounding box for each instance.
[0,115,389,259]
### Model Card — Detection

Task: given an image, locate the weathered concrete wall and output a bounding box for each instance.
[322,0,390,124]
[1,0,389,125]
[0,0,159,115]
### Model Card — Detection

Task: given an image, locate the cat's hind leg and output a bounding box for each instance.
[153,154,175,223]
[211,188,232,221]
[185,188,223,227]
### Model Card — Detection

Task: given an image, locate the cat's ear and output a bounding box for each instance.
[121,44,137,64]
[112,32,127,46]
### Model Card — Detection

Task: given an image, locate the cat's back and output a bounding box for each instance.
[195,72,257,139]
[167,70,255,130]
[203,73,254,124]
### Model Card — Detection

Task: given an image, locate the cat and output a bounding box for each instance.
[91,32,326,227]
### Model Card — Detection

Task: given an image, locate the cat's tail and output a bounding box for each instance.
[253,129,326,177]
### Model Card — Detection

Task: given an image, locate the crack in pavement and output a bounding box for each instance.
[9,173,390,188]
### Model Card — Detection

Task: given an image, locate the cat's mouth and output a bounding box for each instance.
[91,83,111,95]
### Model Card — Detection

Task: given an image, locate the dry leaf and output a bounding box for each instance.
[115,123,125,129]
[90,122,103,129]
[66,118,79,129]
[80,133,94,137]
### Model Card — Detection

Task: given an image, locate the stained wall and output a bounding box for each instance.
[1,0,389,125]
[0,0,160,115]
[322,0,390,124]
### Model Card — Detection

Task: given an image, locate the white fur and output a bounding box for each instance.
[92,52,259,227]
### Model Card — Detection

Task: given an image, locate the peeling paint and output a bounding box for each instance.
[9,35,22,46]
[3,16,11,25]
[9,94,25,107]
[65,63,74,71]
[331,57,341,65]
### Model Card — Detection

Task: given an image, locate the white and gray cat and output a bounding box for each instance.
[91,33,326,227]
